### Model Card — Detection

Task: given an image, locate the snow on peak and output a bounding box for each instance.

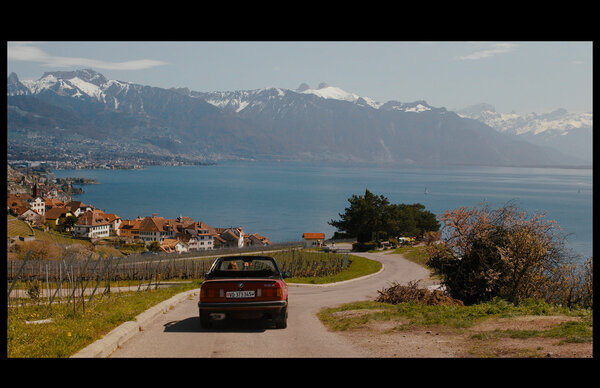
[404,103,431,113]
[301,84,359,101]
[68,77,104,100]
[299,83,382,108]
[455,103,593,136]
[15,71,134,105]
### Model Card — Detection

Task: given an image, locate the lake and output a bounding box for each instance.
[54,161,593,260]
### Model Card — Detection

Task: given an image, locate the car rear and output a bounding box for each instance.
[198,256,289,328]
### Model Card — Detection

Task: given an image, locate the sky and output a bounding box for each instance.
[6,41,593,114]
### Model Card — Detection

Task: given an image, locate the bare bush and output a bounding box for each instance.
[15,240,63,260]
[426,201,592,307]
[376,280,464,306]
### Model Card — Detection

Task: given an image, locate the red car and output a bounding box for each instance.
[198,255,290,329]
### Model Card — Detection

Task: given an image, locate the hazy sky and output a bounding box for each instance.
[7,41,593,114]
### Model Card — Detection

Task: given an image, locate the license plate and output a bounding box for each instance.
[226,290,255,298]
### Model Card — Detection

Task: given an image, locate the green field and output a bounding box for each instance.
[7,215,91,246]
[7,215,34,237]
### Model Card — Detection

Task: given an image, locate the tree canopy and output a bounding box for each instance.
[328,189,440,243]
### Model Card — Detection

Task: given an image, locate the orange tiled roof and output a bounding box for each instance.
[138,216,167,232]
[303,233,325,240]
[44,206,72,220]
[44,198,64,207]
[120,218,142,229]
[76,211,110,226]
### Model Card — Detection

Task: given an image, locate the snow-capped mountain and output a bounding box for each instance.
[455,103,593,163]
[7,69,590,167]
[298,82,383,109]
[195,82,452,114]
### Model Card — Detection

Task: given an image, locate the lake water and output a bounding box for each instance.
[54,161,593,260]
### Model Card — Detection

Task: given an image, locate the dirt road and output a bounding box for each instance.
[108,250,433,358]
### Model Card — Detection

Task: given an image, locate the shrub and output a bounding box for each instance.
[15,240,63,260]
[426,201,592,307]
[352,241,378,252]
[375,280,464,306]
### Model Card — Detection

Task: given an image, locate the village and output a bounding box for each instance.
[6,160,311,255]
[6,181,288,254]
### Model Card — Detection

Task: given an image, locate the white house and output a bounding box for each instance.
[218,227,244,248]
[65,201,93,217]
[73,211,111,239]
[17,208,41,224]
[302,233,325,248]
[181,227,214,251]
[26,197,45,216]
[138,215,168,243]
[160,238,189,253]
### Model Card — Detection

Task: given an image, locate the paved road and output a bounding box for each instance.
[109,250,433,358]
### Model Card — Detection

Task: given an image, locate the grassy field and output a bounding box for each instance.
[286,255,381,284]
[316,298,593,357]
[7,215,34,237]
[7,281,201,358]
[7,215,92,246]
[388,244,430,267]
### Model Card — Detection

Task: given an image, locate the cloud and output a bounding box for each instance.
[455,43,518,61]
[7,42,167,70]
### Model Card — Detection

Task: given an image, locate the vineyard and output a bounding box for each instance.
[7,246,351,309]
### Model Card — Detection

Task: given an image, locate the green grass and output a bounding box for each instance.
[7,280,202,358]
[285,254,382,284]
[317,297,593,342]
[32,228,92,246]
[469,319,593,344]
[388,245,430,267]
[7,215,34,237]
[7,215,92,246]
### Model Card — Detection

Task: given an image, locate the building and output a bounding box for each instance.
[119,218,143,240]
[73,211,111,239]
[44,206,75,231]
[16,207,41,224]
[138,215,167,243]
[97,211,122,236]
[7,193,45,217]
[26,196,45,216]
[177,221,215,250]
[246,233,273,246]
[44,197,64,210]
[160,238,189,253]
[214,227,245,248]
[302,233,325,248]
[65,201,93,217]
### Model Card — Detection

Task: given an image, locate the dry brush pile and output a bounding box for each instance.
[375,280,464,306]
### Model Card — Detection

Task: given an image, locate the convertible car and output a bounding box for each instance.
[198,255,290,329]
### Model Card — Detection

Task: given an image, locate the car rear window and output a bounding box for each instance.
[208,257,279,278]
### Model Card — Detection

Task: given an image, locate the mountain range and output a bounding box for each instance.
[455,103,592,164]
[7,69,591,167]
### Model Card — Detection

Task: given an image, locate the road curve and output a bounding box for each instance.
[108,251,433,358]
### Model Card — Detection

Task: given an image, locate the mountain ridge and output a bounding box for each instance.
[7,69,591,168]
[455,103,592,164]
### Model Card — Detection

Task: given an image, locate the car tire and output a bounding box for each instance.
[274,307,287,329]
[199,311,212,329]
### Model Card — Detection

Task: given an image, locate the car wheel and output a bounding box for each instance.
[199,311,212,329]
[274,307,287,329]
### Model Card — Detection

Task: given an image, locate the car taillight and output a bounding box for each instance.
[261,285,283,299]
[200,287,224,300]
